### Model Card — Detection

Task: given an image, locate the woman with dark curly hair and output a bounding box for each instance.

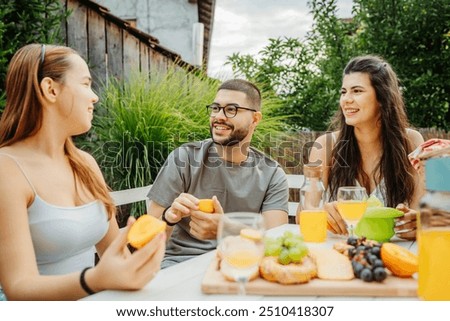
[307,55,424,240]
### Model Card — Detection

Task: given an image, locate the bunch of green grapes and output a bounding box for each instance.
[264,231,308,265]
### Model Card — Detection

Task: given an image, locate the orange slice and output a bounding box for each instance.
[225,250,261,268]
[127,214,166,249]
[381,242,418,277]
[240,228,263,241]
[198,199,214,213]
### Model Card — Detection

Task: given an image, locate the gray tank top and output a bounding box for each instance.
[0,154,109,275]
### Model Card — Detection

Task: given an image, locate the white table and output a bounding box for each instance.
[82,224,417,301]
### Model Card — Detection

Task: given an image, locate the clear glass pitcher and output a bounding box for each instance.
[297,164,328,242]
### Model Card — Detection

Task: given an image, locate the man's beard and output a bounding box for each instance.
[210,121,249,146]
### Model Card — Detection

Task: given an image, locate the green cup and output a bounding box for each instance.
[354,206,404,242]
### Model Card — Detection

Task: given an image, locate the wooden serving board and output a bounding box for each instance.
[201,257,418,297]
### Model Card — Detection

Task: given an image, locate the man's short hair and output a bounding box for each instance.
[218,79,261,111]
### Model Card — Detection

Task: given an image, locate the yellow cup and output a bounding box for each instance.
[298,210,327,242]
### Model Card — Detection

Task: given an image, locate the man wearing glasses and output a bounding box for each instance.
[147,79,289,268]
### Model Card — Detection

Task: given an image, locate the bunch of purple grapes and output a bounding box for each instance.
[346,236,387,282]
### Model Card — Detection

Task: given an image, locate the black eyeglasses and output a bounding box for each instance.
[206,103,257,118]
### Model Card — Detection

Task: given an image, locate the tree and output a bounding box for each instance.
[352,0,450,129]
[227,0,450,130]
[0,0,68,112]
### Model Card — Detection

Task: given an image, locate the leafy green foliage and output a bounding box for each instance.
[0,0,68,112]
[227,0,355,130]
[352,0,450,129]
[227,0,450,130]
[79,67,288,216]
[81,68,214,193]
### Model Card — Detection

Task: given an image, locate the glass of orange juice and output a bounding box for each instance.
[299,210,328,242]
[337,186,368,236]
[217,212,265,296]
[418,189,450,300]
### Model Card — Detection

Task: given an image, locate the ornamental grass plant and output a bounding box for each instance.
[79,67,290,217]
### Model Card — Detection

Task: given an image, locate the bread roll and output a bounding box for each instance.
[259,255,317,285]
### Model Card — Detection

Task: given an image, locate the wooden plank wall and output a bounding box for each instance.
[60,0,184,88]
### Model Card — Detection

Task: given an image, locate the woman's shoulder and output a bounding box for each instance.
[76,149,101,169]
[75,149,106,180]
[314,131,340,145]
[308,131,339,166]
[406,128,424,149]
[0,148,22,169]
[0,150,17,170]
[77,148,96,161]
[0,149,34,198]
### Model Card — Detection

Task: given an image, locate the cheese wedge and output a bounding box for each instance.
[309,248,354,280]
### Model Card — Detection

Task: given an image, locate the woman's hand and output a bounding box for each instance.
[324,201,348,235]
[89,224,166,292]
[394,203,417,240]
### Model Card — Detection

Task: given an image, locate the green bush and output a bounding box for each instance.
[79,67,290,216]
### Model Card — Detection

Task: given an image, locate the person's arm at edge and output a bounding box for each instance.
[263,209,288,229]
[407,129,425,209]
[262,165,289,229]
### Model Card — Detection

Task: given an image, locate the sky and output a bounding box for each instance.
[207,0,354,80]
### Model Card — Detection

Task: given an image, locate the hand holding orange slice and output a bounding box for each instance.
[381,242,418,277]
[198,199,214,213]
[127,214,166,249]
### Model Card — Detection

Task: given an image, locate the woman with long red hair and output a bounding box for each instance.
[0,44,165,300]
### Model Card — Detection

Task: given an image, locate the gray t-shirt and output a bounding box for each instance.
[148,139,289,268]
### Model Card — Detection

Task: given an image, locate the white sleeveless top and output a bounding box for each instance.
[329,133,387,205]
[1,154,109,275]
[356,179,387,205]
